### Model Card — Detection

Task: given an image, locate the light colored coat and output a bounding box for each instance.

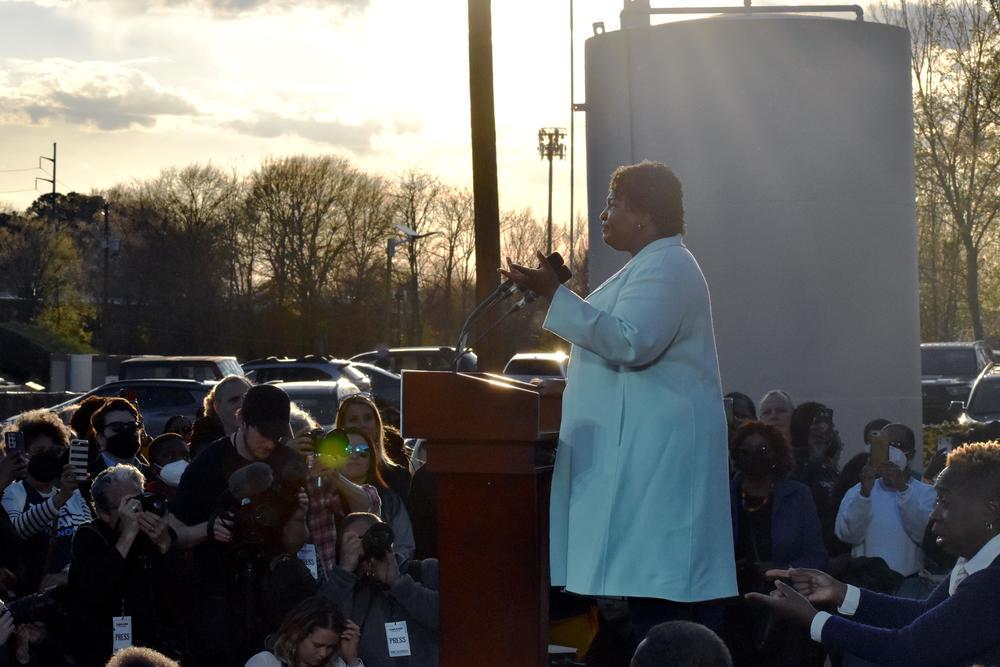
[543,235,737,601]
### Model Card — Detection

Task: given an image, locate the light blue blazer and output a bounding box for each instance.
[543,235,737,602]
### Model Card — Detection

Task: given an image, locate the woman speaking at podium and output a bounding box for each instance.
[502,161,736,638]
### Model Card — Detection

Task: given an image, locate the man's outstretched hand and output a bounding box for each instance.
[745,579,819,628]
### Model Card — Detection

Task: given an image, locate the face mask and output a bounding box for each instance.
[158,460,188,488]
[27,451,63,484]
[889,446,909,470]
[736,451,772,478]
[105,427,141,460]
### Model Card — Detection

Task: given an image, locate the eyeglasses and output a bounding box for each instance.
[105,421,139,435]
[313,429,371,460]
[345,443,370,458]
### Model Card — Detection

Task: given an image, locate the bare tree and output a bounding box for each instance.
[877,0,1000,339]
[394,169,442,344]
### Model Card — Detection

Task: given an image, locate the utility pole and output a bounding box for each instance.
[35,143,57,224]
[538,128,566,255]
[102,203,110,340]
[468,0,503,372]
[385,237,407,344]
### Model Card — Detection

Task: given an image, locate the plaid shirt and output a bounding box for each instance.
[306,476,381,577]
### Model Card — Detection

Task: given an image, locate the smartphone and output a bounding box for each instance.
[723,397,734,426]
[937,434,954,452]
[4,432,24,456]
[813,407,834,433]
[869,429,890,466]
[69,439,90,481]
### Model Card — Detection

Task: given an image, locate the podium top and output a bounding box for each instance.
[401,371,560,442]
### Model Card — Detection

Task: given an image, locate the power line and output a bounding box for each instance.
[0,167,41,174]
[0,187,38,195]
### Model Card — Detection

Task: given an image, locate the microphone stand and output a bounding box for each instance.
[451,283,514,371]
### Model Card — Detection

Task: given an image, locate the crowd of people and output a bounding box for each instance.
[0,379,438,667]
[0,374,996,666]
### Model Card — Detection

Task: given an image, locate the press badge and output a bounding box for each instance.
[385,621,411,657]
[297,544,318,580]
[112,616,133,653]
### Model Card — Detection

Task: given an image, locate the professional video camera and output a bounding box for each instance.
[223,459,306,548]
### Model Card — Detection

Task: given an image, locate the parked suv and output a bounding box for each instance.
[242,356,371,393]
[953,363,1000,426]
[118,355,243,381]
[34,379,213,437]
[921,341,993,423]
[350,347,478,374]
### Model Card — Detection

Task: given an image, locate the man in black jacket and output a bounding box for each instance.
[67,464,181,666]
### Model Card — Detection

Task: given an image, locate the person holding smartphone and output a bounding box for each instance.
[835,423,936,597]
[0,411,92,595]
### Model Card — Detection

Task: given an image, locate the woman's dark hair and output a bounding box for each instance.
[725,391,757,421]
[609,161,685,237]
[341,427,387,489]
[267,596,347,666]
[789,401,825,450]
[8,409,71,450]
[70,396,107,441]
[731,421,794,478]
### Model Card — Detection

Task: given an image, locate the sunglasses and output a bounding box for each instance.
[313,430,371,459]
[105,421,139,435]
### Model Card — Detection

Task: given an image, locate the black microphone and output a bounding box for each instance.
[227,462,274,502]
[509,263,573,312]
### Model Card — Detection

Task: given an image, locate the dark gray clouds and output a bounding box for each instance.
[0,60,199,130]
[229,112,379,152]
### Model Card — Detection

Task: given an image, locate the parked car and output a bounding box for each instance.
[952,363,1000,426]
[279,381,353,432]
[21,379,215,437]
[502,352,568,384]
[242,356,372,393]
[350,347,478,374]
[921,342,993,423]
[349,362,402,424]
[118,355,243,381]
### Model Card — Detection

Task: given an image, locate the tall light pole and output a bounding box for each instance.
[538,128,566,255]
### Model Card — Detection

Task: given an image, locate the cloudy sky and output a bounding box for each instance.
[0,0,840,222]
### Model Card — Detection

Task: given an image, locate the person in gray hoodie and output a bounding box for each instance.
[320,513,439,667]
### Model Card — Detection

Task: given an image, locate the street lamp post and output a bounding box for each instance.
[538,127,566,255]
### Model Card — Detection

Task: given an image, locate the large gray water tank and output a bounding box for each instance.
[584,14,921,457]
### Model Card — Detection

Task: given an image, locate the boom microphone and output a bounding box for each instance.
[227,462,274,501]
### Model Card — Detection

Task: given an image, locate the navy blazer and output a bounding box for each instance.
[822,554,1000,666]
[729,475,828,570]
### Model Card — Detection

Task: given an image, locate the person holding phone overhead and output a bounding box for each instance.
[835,423,936,596]
[501,161,736,640]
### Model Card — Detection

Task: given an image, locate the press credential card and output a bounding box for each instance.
[385,621,411,657]
[297,544,318,580]
[112,616,132,654]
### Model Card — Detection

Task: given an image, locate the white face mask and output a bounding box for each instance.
[888,446,909,470]
[159,460,189,488]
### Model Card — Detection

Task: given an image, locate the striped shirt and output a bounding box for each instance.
[1,480,92,540]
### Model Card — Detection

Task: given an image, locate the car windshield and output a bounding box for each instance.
[968,381,1000,415]
[504,360,564,376]
[285,392,338,426]
[921,348,976,376]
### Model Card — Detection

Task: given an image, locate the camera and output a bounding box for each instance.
[361,522,395,560]
[133,492,168,517]
[5,586,66,625]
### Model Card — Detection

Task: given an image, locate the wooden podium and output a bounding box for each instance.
[402,371,560,666]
